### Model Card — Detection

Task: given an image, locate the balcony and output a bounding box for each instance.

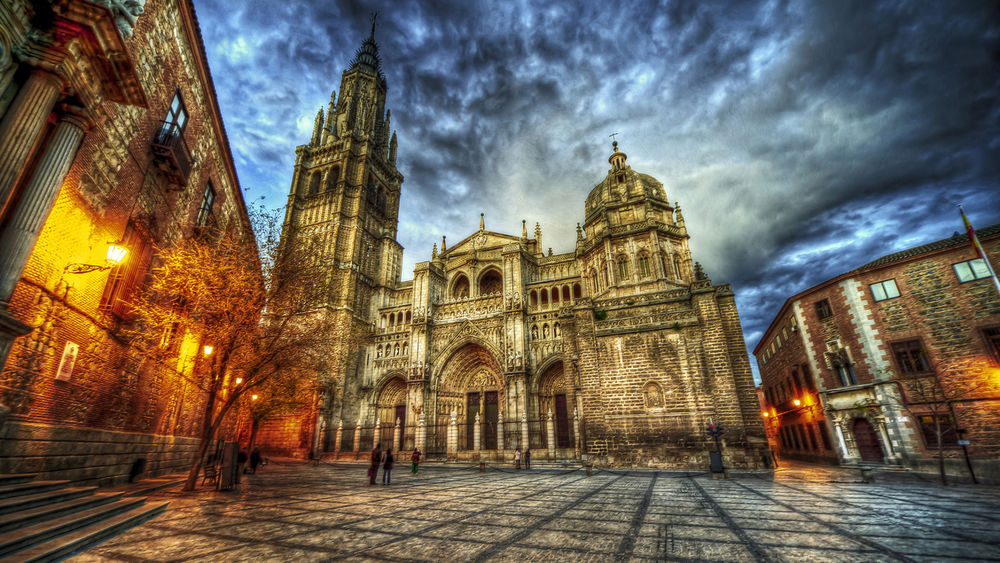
[151,122,191,185]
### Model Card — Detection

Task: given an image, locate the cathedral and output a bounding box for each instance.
[268,25,767,468]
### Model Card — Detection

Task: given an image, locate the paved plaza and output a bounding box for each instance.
[71,460,1000,562]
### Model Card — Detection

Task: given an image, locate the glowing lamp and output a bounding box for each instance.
[762,412,769,417]
[251,394,259,401]
[106,244,128,266]
[793,399,801,406]
[203,345,214,356]
[235,377,243,385]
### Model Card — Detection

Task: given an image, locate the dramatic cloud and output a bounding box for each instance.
[192,0,1000,382]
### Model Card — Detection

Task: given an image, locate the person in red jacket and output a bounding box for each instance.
[411,448,421,474]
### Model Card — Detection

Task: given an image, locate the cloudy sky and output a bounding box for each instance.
[190,0,1000,382]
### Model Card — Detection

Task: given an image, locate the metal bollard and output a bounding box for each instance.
[479,462,486,472]
[585,463,593,476]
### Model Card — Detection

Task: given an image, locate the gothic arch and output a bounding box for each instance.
[642,380,665,410]
[432,336,504,386]
[374,374,407,426]
[477,267,503,296]
[450,273,470,299]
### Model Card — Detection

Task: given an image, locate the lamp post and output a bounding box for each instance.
[707,421,726,476]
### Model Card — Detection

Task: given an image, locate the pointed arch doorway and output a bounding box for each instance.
[438,343,504,452]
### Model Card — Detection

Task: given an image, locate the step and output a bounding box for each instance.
[0,497,145,556]
[122,477,185,497]
[0,501,167,563]
[0,492,123,534]
[0,481,71,501]
[0,475,36,487]
[0,487,97,516]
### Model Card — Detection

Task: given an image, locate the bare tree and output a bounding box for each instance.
[127,207,334,491]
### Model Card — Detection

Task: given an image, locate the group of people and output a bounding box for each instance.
[368,443,422,485]
[513,447,531,469]
[236,446,262,481]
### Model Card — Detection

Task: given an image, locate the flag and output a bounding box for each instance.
[960,205,986,259]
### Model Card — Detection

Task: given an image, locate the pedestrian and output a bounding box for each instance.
[382,448,394,485]
[237,447,248,481]
[514,447,521,470]
[411,448,421,474]
[249,447,261,474]
[524,448,530,469]
[369,443,382,485]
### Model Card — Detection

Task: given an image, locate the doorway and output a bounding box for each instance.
[852,418,884,462]
[555,394,570,448]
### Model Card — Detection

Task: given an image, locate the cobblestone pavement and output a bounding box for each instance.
[72,460,1000,562]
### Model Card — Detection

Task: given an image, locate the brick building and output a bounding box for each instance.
[0,0,250,485]
[755,225,1000,482]
[270,26,768,468]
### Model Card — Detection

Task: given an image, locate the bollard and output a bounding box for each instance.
[860,467,875,483]
[479,462,486,473]
[585,462,593,476]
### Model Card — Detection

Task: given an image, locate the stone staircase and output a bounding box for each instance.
[0,473,168,561]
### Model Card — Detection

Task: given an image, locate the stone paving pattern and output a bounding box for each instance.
[71,461,1000,562]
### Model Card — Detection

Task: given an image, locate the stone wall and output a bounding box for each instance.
[0,421,199,486]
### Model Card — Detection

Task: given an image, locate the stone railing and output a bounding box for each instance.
[433,294,503,322]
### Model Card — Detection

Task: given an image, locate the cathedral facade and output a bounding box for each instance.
[270,28,767,468]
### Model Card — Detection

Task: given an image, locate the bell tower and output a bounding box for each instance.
[280,18,404,425]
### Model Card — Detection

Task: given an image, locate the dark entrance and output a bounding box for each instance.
[466,392,479,449]
[484,391,498,449]
[853,418,884,462]
[555,394,570,448]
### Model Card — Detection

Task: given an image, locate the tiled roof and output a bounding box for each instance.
[856,224,1000,271]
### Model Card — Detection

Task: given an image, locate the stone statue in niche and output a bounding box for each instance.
[643,383,664,409]
[104,0,146,38]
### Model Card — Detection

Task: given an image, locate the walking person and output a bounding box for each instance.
[369,443,382,485]
[382,448,394,485]
[411,448,421,474]
[524,448,531,469]
[249,447,262,474]
[514,447,521,470]
[236,447,248,483]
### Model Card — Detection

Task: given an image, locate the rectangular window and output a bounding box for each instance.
[984,327,1000,365]
[892,340,930,374]
[100,223,152,318]
[815,299,833,319]
[953,258,991,283]
[196,181,215,226]
[870,279,900,301]
[919,414,958,447]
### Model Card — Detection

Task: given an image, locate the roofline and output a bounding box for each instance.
[752,224,1000,355]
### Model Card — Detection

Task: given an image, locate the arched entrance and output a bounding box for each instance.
[852,418,884,462]
[437,343,504,451]
[538,361,572,449]
[376,376,407,451]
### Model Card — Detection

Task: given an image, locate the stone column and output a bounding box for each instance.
[393,417,401,452]
[447,410,458,458]
[334,420,343,456]
[874,416,897,463]
[520,411,529,451]
[497,410,505,452]
[0,111,88,302]
[374,418,381,450]
[474,412,481,453]
[546,409,556,458]
[353,418,362,457]
[416,412,426,452]
[573,408,581,458]
[0,71,64,221]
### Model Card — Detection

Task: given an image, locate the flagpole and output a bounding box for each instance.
[959,205,1000,295]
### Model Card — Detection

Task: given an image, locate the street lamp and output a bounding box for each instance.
[707,422,726,475]
[203,344,214,356]
[65,242,129,274]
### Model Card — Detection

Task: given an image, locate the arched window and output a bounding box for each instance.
[589,270,599,293]
[552,287,560,304]
[541,290,549,307]
[327,167,340,191]
[529,290,538,307]
[638,254,651,278]
[617,255,630,282]
[405,311,411,324]
[573,283,582,299]
[602,261,610,287]
[452,274,470,299]
[562,286,570,302]
[672,255,682,279]
[479,268,503,295]
[308,173,321,196]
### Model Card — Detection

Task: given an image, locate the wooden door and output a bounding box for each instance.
[555,394,570,448]
[466,393,479,449]
[853,418,884,462]
[484,391,498,449]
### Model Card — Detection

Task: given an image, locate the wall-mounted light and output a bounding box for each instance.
[234,377,243,385]
[203,344,214,356]
[251,394,259,401]
[762,412,769,417]
[65,242,129,274]
[793,399,801,407]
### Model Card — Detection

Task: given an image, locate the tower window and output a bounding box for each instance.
[891,340,930,374]
[815,299,833,320]
[196,181,215,226]
[638,254,651,278]
[616,255,630,282]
